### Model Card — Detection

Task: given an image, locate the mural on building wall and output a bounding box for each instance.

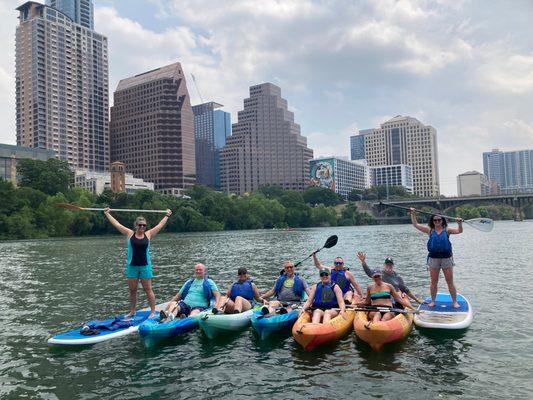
[310,159,335,191]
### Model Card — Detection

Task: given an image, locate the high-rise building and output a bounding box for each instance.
[457,171,490,196]
[370,164,413,194]
[192,102,231,190]
[350,129,373,161]
[16,1,109,171]
[110,62,196,190]
[310,157,370,198]
[220,83,313,194]
[483,149,533,194]
[45,0,94,29]
[362,116,439,197]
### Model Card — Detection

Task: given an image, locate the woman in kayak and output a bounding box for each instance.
[312,253,363,303]
[214,267,262,314]
[361,269,413,324]
[301,268,346,323]
[409,208,463,308]
[104,207,172,318]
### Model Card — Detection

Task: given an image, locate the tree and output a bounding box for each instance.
[17,158,73,195]
[347,188,364,202]
[303,187,343,206]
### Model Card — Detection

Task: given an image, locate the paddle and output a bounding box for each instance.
[293,235,338,268]
[379,202,494,232]
[56,203,168,214]
[302,305,419,314]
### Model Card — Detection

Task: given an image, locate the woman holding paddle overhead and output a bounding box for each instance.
[409,208,463,308]
[104,207,172,318]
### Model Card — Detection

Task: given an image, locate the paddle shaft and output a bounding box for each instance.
[86,207,167,213]
[294,235,338,268]
[380,202,461,221]
[303,305,418,314]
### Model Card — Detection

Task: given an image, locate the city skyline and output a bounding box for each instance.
[1,0,532,195]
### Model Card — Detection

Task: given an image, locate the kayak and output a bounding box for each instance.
[292,309,355,351]
[251,309,299,340]
[138,311,208,345]
[414,292,473,330]
[353,309,413,351]
[197,305,262,339]
[48,302,169,346]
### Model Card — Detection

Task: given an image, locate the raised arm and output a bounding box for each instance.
[347,271,363,298]
[312,252,325,270]
[104,208,133,236]
[146,209,172,238]
[357,252,373,278]
[409,208,430,234]
[447,218,464,235]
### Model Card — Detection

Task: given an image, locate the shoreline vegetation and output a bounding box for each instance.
[0,159,530,240]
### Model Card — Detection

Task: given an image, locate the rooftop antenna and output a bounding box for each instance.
[190,73,204,103]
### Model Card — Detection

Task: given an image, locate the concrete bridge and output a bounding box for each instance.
[373,193,533,220]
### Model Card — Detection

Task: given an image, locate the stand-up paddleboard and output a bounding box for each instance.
[414,293,472,330]
[48,302,169,345]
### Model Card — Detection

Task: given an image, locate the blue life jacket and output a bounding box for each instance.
[331,269,351,293]
[274,273,304,298]
[312,282,338,308]
[181,277,214,302]
[230,279,255,301]
[427,229,452,258]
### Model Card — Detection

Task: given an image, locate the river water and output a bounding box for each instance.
[0,222,531,399]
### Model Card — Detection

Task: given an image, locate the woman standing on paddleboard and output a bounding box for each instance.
[104,207,172,318]
[409,208,462,308]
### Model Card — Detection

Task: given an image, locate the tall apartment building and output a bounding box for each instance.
[192,102,231,190]
[310,157,370,198]
[350,129,373,161]
[110,62,196,190]
[457,171,490,196]
[483,149,533,194]
[362,116,439,197]
[220,83,313,194]
[45,0,94,29]
[15,1,109,171]
[370,164,413,194]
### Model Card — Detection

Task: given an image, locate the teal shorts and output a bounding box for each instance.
[126,264,153,279]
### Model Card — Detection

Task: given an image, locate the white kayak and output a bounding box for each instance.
[48,302,169,345]
[414,293,472,330]
[197,305,261,339]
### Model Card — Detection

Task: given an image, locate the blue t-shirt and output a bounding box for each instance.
[179,278,218,308]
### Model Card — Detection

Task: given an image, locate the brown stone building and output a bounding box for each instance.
[110,62,195,190]
[220,83,313,194]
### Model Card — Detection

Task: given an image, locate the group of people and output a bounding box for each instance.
[103,205,464,322]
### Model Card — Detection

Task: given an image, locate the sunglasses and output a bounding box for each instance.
[334,261,344,266]
[433,218,442,222]
[137,224,147,227]
[238,272,247,275]
[320,272,329,277]
[285,266,294,269]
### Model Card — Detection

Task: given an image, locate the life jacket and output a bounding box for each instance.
[331,268,351,293]
[181,277,214,302]
[312,282,338,308]
[427,229,452,258]
[274,273,304,298]
[230,279,255,301]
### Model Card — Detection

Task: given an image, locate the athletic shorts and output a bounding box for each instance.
[177,300,206,317]
[427,257,454,270]
[125,264,153,279]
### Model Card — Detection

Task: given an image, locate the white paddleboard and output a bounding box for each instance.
[414,293,472,330]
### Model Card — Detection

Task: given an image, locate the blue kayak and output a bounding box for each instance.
[251,309,299,340]
[138,311,209,345]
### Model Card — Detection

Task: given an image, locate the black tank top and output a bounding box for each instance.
[129,235,149,266]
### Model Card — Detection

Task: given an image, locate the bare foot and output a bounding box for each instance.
[428,302,435,308]
[452,302,460,309]
[148,312,156,318]
[124,312,135,320]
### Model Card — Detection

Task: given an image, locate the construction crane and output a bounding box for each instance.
[190,73,204,104]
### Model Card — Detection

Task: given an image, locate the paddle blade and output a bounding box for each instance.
[56,203,84,211]
[465,218,494,232]
[323,235,338,249]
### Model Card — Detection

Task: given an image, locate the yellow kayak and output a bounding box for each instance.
[353,310,413,351]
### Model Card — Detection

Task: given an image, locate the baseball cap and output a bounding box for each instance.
[384,257,394,265]
[319,268,330,276]
[371,269,383,277]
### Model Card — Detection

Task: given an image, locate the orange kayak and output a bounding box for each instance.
[353,310,413,351]
[292,309,355,351]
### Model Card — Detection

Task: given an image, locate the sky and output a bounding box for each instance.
[1,0,532,195]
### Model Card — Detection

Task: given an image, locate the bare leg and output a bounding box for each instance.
[429,268,440,307]
[240,298,252,312]
[443,267,459,308]
[126,278,139,317]
[224,299,236,314]
[382,312,395,321]
[312,309,324,323]
[190,308,202,316]
[267,300,282,313]
[141,279,156,317]
[323,310,339,324]
[373,311,382,323]
[344,291,354,304]
[214,295,228,309]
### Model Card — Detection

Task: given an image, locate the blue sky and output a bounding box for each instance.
[1,0,532,195]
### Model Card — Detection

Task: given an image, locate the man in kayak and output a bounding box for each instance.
[160,263,220,320]
[301,268,346,323]
[312,253,363,303]
[259,260,311,315]
[214,267,262,314]
[357,252,425,304]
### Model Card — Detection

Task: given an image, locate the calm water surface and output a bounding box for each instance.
[0,222,532,399]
